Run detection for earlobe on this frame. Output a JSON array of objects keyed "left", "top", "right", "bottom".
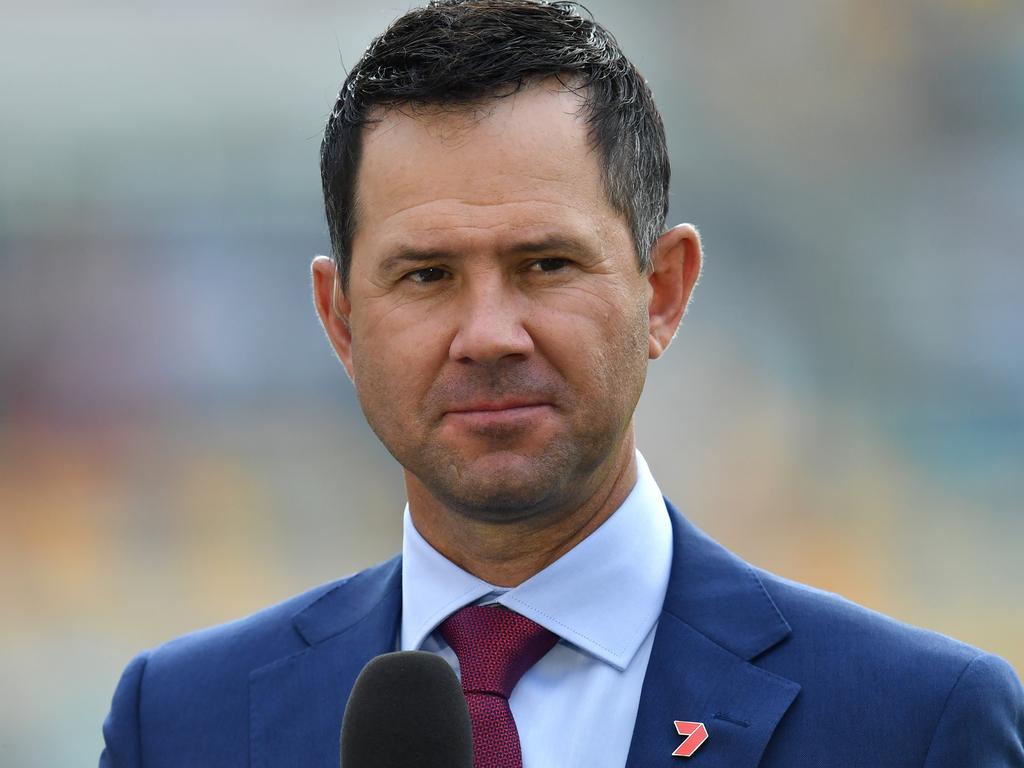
[
  {"left": 311, "top": 255, "right": 356, "bottom": 378},
  {"left": 647, "top": 224, "right": 702, "bottom": 359}
]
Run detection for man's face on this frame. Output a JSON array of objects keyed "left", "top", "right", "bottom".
[{"left": 325, "top": 84, "right": 659, "bottom": 522}]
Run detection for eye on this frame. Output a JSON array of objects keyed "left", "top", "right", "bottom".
[
  {"left": 529, "top": 257, "right": 571, "bottom": 273},
  {"left": 405, "top": 267, "right": 449, "bottom": 284}
]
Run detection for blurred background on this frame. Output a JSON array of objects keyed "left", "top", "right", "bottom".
[{"left": 1, "top": 0, "right": 1022, "bottom": 764}]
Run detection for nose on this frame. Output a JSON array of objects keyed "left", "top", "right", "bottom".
[{"left": 448, "top": 275, "right": 534, "bottom": 364}]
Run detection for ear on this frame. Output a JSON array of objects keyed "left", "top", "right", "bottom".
[
  {"left": 311, "top": 255, "right": 355, "bottom": 379},
  {"left": 647, "top": 223, "right": 703, "bottom": 359}
]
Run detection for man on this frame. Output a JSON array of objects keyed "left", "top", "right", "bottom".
[{"left": 100, "top": 1, "right": 1024, "bottom": 766}]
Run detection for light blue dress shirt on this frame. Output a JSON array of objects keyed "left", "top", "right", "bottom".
[{"left": 400, "top": 451, "right": 673, "bottom": 767}]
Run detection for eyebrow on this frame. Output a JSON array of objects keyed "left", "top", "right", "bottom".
[
  {"left": 377, "top": 234, "right": 593, "bottom": 274},
  {"left": 505, "top": 235, "right": 592, "bottom": 258}
]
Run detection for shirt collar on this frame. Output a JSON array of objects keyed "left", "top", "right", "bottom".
[{"left": 401, "top": 451, "right": 672, "bottom": 671}]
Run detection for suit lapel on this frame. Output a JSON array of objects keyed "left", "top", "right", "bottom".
[
  {"left": 246, "top": 503, "right": 799, "bottom": 767},
  {"left": 626, "top": 505, "right": 801, "bottom": 767},
  {"left": 249, "top": 556, "right": 402, "bottom": 768}
]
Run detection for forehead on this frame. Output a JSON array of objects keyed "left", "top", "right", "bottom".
[{"left": 350, "top": 83, "right": 628, "bottom": 261}]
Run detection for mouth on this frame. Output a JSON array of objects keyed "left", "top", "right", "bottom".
[
  {"left": 445, "top": 398, "right": 551, "bottom": 415},
  {"left": 441, "top": 400, "right": 555, "bottom": 432}
]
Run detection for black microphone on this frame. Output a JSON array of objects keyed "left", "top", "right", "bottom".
[{"left": 340, "top": 650, "right": 473, "bottom": 768}]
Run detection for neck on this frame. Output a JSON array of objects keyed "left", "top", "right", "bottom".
[{"left": 406, "top": 437, "right": 638, "bottom": 587}]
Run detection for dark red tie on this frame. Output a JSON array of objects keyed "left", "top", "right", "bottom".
[{"left": 439, "top": 605, "right": 559, "bottom": 768}]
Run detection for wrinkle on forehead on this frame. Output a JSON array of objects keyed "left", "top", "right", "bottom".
[
  {"left": 359, "top": 84, "right": 594, "bottom": 179},
  {"left": 350, "top": 81, "right": 631, "bottom": 279}
]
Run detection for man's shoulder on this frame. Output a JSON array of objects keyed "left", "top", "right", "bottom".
[
  {"left": 754, "top": 565, "right": 1022, "bottom": 708},
  {"left": 667, "top": 504, "right": 1015, "bottom": 685},
  {"left": 758, "top": 566, "right": 984, "bottom": 664},
  {"left": 101, "top": 558, "right": 403, "bottom": 767},
  {"left": 741, "top": 566, "right": 1024, "bottom": 764},
  {"left": 139, "top": 555, "right": 401, "bottom": 684}
]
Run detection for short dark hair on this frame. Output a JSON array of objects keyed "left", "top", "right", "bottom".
[{"left": 320, "top": 0, "right": 670, "bottom": 287}]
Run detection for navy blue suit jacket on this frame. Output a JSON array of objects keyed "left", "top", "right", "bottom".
[{"left": 100, "top": 503, "right": 1024, "bottom": 766}]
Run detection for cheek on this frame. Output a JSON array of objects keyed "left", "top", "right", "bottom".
[
  {"left": 594, "top": 303, "right": 651, "bottom": 406},
  {"left": 535, "top": 299, "right": 648, "bottom": 389},
  {"left": 349, "top": 314, "right": 447, "bottom": 404}
]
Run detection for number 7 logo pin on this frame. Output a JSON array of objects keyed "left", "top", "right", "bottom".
[{"left": 672, "top": 721, "right": 709, "bottom": 758}]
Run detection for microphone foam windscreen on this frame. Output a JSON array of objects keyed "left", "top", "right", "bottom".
[{"left": 340, "top": 650, "right": 473, "bottom": 768}]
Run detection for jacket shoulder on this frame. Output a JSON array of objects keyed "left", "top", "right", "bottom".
[
  {"left": 758, "top": 568, "right": 989, "bottom": 669},
  {"left": 147, "top": 554, "right": 401, "bottom": 671},
  {"left": 100, "top": 558, "right": 400, "bottom": 768},
  {"left": 753, "top": 569, "right": 1024, "bottom": 766},
  {"left": 149, "top": 576, "right": 345, "bottom": 671}
]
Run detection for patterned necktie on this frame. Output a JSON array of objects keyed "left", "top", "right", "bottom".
[{"left": 439, "top": 605, "right": 559, "bottom": 768}]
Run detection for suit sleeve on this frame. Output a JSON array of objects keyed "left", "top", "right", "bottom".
[
  {"left": 99, "top": 652, "right": 150, "bottom": 768},
  {"left": 922, "top": 652, "right": 1024, "bottom": 767}
]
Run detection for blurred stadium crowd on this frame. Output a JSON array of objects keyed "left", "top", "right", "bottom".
[{"left": 1, "top": 1, "right": 1022, "bottom": 765}]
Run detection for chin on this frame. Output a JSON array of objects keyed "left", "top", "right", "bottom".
[
  {"left": 436, "top": 483, "right": 563, "bottom": 524},
  {"left": 423, "top": 448, "right": 579, "bottom": 523}
]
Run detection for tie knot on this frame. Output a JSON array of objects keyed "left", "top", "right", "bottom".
[{"left": 439, "top": 605, "right": 558, "bottom": 699}]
